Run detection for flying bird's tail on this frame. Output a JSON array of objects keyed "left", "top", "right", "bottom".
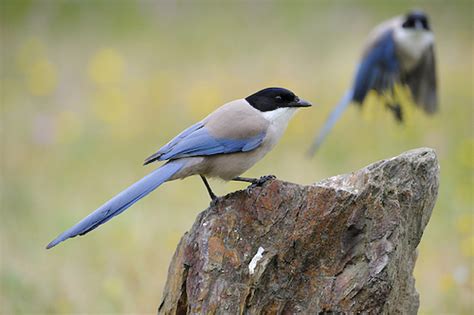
[
  {"left": 46, "top": 160, "right": 184, "bottom": 249},
  {"left": 308, "top": 89, "right": 353, "bottom": 156}
]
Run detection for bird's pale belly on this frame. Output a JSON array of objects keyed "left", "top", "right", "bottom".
[{"left": 203, "top": 149, "right": 269, "bottom": 180}]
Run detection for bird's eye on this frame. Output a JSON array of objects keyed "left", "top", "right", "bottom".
[
  {"left": 275, "top": 96, "right": 282, "bottom": 101},
  {"left": 422, "top": 19, "right": 429, "bottom": 30}
]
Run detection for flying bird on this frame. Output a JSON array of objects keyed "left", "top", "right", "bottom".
[
  {"left": 309, "top": 10, "right": 437, "bottom": 155},
  {"left": 47, "top": 87, "right": 312, "bottom": 249}
]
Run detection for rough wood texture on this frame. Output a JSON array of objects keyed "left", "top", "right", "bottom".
[{"left": 158, "top": 148, "right": 439, "bottom": 314}]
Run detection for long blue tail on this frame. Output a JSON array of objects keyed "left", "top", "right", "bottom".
[
  {"left": 46, "top": 161, "right": 184, "bottom": 249},
  {"left": 308, "top": 89, "right": 353, "bottom": 156}
]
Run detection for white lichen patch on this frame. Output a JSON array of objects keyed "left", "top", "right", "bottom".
[{"left": 249, "top": 246, "right": 265, "bottom": 275}]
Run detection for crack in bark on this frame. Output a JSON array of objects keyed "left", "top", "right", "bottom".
[{"left": 176, "top": 264, "right": 189, "bottom": 315}]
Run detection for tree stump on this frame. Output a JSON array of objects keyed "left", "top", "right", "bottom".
[{"left": 158, "top": 148, "right": 439, "bottom": 314}]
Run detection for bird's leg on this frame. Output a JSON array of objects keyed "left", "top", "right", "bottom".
[
  {"left": 200, "top": 175, "right": 218, "bottom": 202},
  {"left": 385, "top": 88, "right": 403, "bottom": 123},
  {"left": 386, "top": 102, "right": 403, "bottom": 122},
  {"left": 232, "top": 175, "right": 276, "bottom": 186}
]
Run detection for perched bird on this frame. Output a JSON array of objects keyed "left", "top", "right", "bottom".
[
  {"left": 309, "top": 10, "right": 437, "bottom": 155},
  {"left": 47, "top": 87, "right": 312, "bottom": 249}
]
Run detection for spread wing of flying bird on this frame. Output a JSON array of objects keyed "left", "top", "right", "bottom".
[{"left": 309, "top": 11, "right": 438, "bottom": 156}]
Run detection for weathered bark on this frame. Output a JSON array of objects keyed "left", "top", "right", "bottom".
[{"left": 158, "top": 148, "right": 439, "bottom": 314}]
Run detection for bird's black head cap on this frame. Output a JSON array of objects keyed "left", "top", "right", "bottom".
[
  {"left": 245, "top": 87, "right": 311, "bottom": 112},
  {"left": 402, "top": 10, "right": 430, "bottom": 30}
]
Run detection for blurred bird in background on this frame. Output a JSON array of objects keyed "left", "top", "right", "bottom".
[
  {"left": 309, "top": 10, "right": 438, "bottom": 155},
  {"left": 47, "top": 87, "right": 311, "bottom": 249}
]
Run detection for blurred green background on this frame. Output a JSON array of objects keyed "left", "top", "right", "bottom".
[{"left": 1, "top": 0, "right": 472, "bottom": 313}]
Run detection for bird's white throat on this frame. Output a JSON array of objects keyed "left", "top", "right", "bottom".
[
  {"left": 262, "top": 107, "right": 298, "bottom": 128},
  {"left": 394, "top": 27, "right": 434, "bottom": 67}
]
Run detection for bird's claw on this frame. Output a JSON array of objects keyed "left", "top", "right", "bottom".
[{"left": 254, "top": 175, "right": 276, "bottom": 186}]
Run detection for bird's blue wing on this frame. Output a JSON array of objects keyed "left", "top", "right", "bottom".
[
  {"left": 144, "top": 122, "right": 266, "bottom": 163},
  {"left": 156, "top": 122, "right": 204, "bottom": 157},
  {"left": 144, "top": 122, "right": 204, "bottom": 165},
  {"left": 159, "top": 127, "right": 265, "bottom": 160},
  {"left": 352, "top": 30, "right": 400, "bottom": 104}
]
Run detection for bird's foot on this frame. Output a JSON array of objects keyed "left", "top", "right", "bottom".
[
  {"left": 210, "top": 196, "right": 219, "bottom": 207},
  {"left": 386, "top": 103, "right": 403, "bottom": 123},
  {"left": 231, "top": 175, "right": 276, "bottom": 187},
  {"left": 253, "top": 174, "right": 276, "bottom": 186}
]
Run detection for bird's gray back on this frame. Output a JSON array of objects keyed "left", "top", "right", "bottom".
[{"left": 204, "top": 99, "right": 270, "bottom": 139}]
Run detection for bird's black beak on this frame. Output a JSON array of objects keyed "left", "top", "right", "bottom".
[{"left": 290, "top": 98, "right": 312, "bottom": 108}]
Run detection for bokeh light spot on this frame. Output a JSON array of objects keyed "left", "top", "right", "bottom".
[
  {"left": 26, "top": 58, "right": 58, "bottom": 96},
  {"left": 56, "top": 111, "right": 82, "bottom": 144},
  {"left": 91, "top": 87, "right": 130, "bottom": 126},
  {"left": 186, "top": 81, "right": 222, "bottom": 119},
  {"left": 88, "top": 48, "right": 125, "bottom": 87}
]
